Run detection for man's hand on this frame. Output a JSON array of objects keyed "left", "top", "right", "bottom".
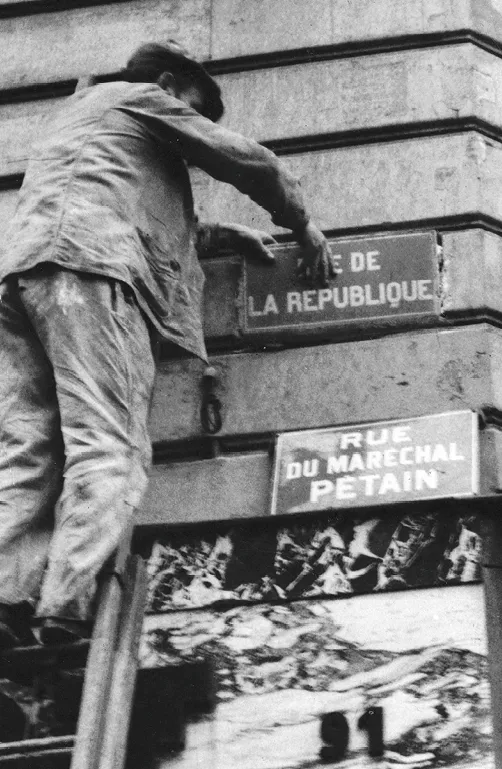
[
  {"left": 217, "top": 223, "right": 277, "bottom": 263},
  {"left": 295, "top": 220, "right": 337, "bottom": 287}
]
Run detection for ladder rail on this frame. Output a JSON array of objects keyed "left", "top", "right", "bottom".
[
  {"left": 70, "top": 527, "right": 138, "bottom": 769},
  {"left": 0, "top": 528, "right": 148, "bottom": 768},
  {"left": 0, "top": 736, "right": 74, "bottom": 757},
  {"left": 69, "top": 567, "right": 124, "bottom": 769},
  {"left": 98, "top": 556, "right": 148, "bottom": 769}
]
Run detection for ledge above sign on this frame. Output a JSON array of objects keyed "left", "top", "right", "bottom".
[
  {"left": 244, "top": 231, "right": 440, "bottom": 339},
  {"left": 271, "top": 411, "right": 479, "bottom": 516}
]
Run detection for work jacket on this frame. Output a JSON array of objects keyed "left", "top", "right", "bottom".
[{"left": 0, "top": 81, "right": 309, "bottom": 360}]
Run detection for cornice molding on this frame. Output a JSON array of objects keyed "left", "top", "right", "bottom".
[
  {"left": 0, "top": 31, "right": 501, "bottom": 105},
  {"left": 206, "top": 30, "right": 502, "bottom": 74},
  {"left": 3, "top": 120, "right": 502, "bottom": 188}
]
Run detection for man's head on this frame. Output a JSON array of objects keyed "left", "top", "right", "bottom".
[{"left": 124, "top": 41, "right": 224, "bottom": 122}]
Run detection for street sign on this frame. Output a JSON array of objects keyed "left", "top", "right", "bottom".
[
  {"left": 271, "top": 411, "right": 479, "bottom": 516},
  {"left": 244, "top": 231, "right": 439, "bottom": 333}
]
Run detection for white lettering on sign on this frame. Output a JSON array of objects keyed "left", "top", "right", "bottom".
[
  {"left": 350, "top": 252, "right": 365, "bottom": 272},
  {"left": 246, "top": 233, "right": 439, "bottom": 332},
  {"left": 253, "top": 280, "right": 435, "bottom": 317},
  {"left": 331, "top": 254, "right": 344, "bottom": 274},
  {"left": 326, "top": 443, "right": 464, "bottom": 474},
  {"left": 303, "top": 291, "right": 318, "bottom": 311},
  {"left": 350, "top": 250, "right": 381, "bottom": 272},
  {"left": 282, "top": 280, "right": 434, "bottom": 314},
  {"left": 304, "top": 440, "right": 462, "bottom": 490},
  {"left": 308, "top": 439, "right": 464, "bottom": 504},
  {"left": 286, "top": 459, "right": 320, "bottom": 479},
  {"left": 248, "top": 294, "right": 279, "bottom": 316},
  {"left": 310, "top": 468, "right": 439, "bottom": 503},
  {"left": 287, "top": 293, "right": 302, "bottom": 313},
  {"left": 272, "top": 411, "right": 478, "bottom": 515},
  {"left": 340, "top": 426, "right": 412, "bottom": 449}
]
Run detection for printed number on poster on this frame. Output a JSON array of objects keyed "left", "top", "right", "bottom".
[{"left": 320, "top": 707, "right": 384, "bottom": 762}]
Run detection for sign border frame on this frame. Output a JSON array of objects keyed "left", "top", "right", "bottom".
[
  {"left": 270, "top": 410, "right": 480, "bottom": 516},
  {"left": 244, "top": 230, "right": 440, "bottom": 335}
]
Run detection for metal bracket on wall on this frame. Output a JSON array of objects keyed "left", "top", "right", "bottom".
[{"left": 200, "top": 366, "right": 223, "bottom": 435}]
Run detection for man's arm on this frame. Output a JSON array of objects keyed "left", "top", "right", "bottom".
[
  {"left": 196, "top": 222, "right": 277, "bottom": 263},
  {"left": 197, "top": 221, "right": 336, "bottom": 287},
  {"left": 122, "top": 85, "right": 336, "bottom": 284},
  {"left": 294, "top": 221, "right": 337, "bottom": 286}
]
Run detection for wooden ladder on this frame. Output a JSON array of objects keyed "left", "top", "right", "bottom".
[{"left": 0, "top": 533, "right": 149, "bottom": 769}]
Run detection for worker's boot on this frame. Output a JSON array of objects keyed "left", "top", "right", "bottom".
[
  {"left": 39, "top": 618, "right": 91, "bottom": 645},
  {"left": 0, "top": 603, "right": 37, "bottom": 648}
]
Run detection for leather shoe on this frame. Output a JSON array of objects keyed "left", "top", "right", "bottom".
[
  {"left": 39, "top": 618, "right": 91, "bottom": 645},
  {"left": 0, "top": 603, "right": 37, "bottom": 649}
]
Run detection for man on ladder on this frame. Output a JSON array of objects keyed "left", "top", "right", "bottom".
[{"left": 0, "top": 40, "right": 335, "bottom": 647}]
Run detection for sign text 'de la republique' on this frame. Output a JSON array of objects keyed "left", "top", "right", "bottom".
[
  {"left": 271, "top": 411, "right": 479, "bottom": 516},
  {"left": 245, "top": 231, "right": 438, "bottom": 331}
]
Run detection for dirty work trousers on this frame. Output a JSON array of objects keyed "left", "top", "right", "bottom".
[{"left": 0, "top": 266, "right": 156, "bottom": 620}]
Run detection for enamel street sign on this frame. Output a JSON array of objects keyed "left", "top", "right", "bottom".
[
  {"left": 245, "top": 231, "right": 438, "bottom": 333},
  {"left": 271, "top": 411, "right": 479, "bottom": 515}
]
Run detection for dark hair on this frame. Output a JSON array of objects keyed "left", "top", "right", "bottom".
[{"left": 118, "top": 42, "right": 224, "bottom": 122}]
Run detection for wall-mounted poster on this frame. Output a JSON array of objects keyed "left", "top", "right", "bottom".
[
  {"left": 140, "top": 510, "right": 490, "bottom": 767},
  {"left": 271, "top": 411, "right": 479, "bottom": 516},
  {"left": 146, "top": 509, "right": 481, "bottom": 612},
  {"left": 141, "top": 584, "right": 492, "bottom": 769}
]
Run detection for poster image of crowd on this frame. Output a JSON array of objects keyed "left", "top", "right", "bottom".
[{"left": 146, "top": 509, "right": 481, "bottom": 611}]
